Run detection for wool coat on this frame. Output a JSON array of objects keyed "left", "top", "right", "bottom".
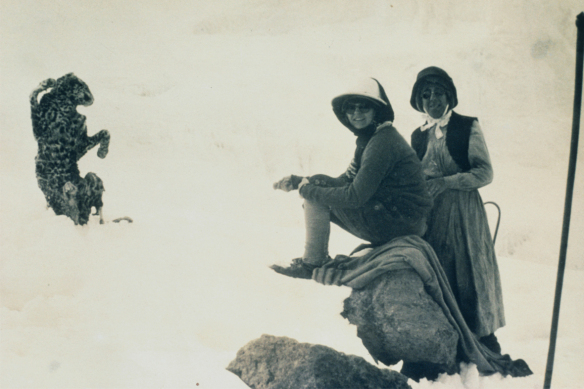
[{"left": 299, "top": 120, "right": 433, "bottom": 245}]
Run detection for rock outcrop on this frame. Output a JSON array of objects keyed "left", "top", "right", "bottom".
[
  {"left": 227, "top": 334, "right": 411, "bottom": 389},
  {"left": 341, "top": 269, "right": 459, "bottom": 379}
]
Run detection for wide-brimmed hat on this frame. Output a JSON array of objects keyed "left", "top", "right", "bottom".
[
  {"left": 332, "top": 78, "right": 394, "bottom": 131},
  {"left": 410, "top": 66, "right": 458, "bottom": 112}
]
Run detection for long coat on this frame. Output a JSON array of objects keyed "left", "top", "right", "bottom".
[{"left": 412, "top": 113, "right": 505, "bottom": 337}]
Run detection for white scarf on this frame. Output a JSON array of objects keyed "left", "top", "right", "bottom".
[{"left": 420, "top": 106, "right": 451, "bottom": 139}]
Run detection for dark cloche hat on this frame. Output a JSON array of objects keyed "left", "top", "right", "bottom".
[{"left": 410, "top": 66, "right": 458, "bottom": 112}]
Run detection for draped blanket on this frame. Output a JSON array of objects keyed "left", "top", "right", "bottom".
[{"left": 312, "top": 235, "right": 532, "bottom": 378}]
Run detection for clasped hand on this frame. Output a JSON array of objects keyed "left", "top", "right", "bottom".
[{"left": 426, "top": 177, "right": 447, "bottom": 198}]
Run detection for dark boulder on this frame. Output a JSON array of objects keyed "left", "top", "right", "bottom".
[
  {"left": 341, "top": 269, "right": 459, "bottom": 380},
  {"left": 227, "top": 334, "right": 411, "bottom": 389}
]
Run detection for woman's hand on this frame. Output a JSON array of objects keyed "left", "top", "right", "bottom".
[
  {"left": 298, "top": 177, "right": 310, "bottom": 192},
  {"left": 273, "top": 175, "right": 303, "bottom": 192},
  {"left": 426, "top": 177, "right": 447, "bottom": 198}
]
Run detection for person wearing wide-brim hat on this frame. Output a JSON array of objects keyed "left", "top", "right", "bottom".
[
  {"left": 271, "top": 78, "right": 432, "bottom": 279},
  {"left": 409, "top": 66, "right": 505, "bottom": 354}
]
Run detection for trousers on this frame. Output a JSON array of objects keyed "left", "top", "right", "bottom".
[{"left": 303, "top": 199, "right": 427, "bottom": 266}]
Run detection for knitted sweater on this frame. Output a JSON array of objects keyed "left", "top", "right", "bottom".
[{"left": 299, "top": 124, "right": 432, "bottom": 220}]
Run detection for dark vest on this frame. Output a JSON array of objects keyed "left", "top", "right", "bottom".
[{"left": 410, "top": 111, "right": 476, "bottom": 172}]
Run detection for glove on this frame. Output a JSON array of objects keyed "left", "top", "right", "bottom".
[{"left": 273, "top": 175, "right": 303, "bottom": 192}]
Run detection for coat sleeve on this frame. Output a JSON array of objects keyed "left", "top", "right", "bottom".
[
  {"left": 308, "top": 173, "right": 351, "bottom": 188},
  {"left": 299, "top": 128, "right": 398, "bottom": 208},
  {"left": 308, "top": 158, "right": 357, "bottom": 187},
  {"left": 443, "top": 120, "right": 493, "bottom": 190}
]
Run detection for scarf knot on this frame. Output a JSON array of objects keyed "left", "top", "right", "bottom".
[{"left": 421, "top": 108, "right": 451, "bottom": 139}]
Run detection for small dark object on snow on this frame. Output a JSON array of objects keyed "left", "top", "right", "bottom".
[
  {"left": 227, "top": 334, "right": 411, "bottom": 389},
  {"left": 112, "top": 217, "right": 133, "bottom": 223}
]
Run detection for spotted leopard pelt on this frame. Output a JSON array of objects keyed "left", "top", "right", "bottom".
[{"left": 30, "top": 73, "right": 110, "bottom": 225}]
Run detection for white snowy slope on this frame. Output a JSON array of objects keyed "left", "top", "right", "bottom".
[{"left": 1, "top": 1, "right": 583, "bottom": 388}]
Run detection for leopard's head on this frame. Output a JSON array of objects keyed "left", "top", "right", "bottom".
[{"left": 55, "top": 73, "right": 94, "bottom": 107}]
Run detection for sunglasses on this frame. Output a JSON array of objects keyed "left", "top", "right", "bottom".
[
  {"left": 421, "top": 88, "right": 446, "bottom": 100},
  {"left": 343, "top": 101, "right": 374, "bottom": 114}
]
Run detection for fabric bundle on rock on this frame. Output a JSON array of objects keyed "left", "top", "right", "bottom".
[{"left": 312, "top": 235, "right": 532, "bottom": 378}]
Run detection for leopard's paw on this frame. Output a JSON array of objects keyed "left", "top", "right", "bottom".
[{"left": 97, "top": 144, "right": 109, "bottom": 158}]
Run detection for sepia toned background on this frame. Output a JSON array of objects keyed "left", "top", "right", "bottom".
[{"left": 1, "top": 1, "right": 583, "bottom": 388}]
